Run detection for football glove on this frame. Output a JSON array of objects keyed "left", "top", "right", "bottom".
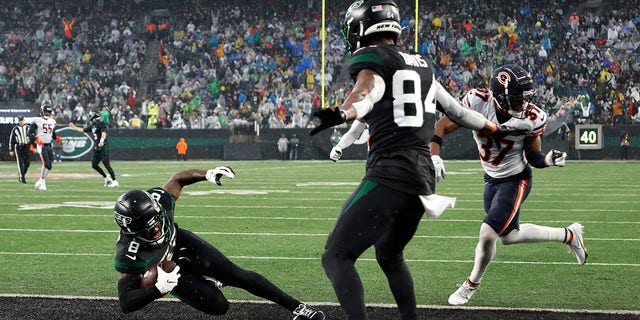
[
  {"left": 431, "top": 155, "right": 446, "bottom": 182},
  {"left": 544, "top": 149, "right": 567, "bottom": 167},
  {"left": 155, "top": 264, "right": 180, "bottom": 294},
  {"left": 329, "top": 146, "right": 343, "bottom": 162},
  {"left": 35, "top": 138, "right": 44, "bottom": 146},
  {"left": 206, "top": 166, "right": 235, "bottom": 186},
  {"left": 310, "top": 108, "right": 345, "bottom": 136}
]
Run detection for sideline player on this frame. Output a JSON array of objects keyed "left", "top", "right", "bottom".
[
  {"left": 114, "top": 167, "right": 324, "bottom": 320},
  {"left": 429, "top": 64, "right": 587, "bottom": 306},
  {"left": 69, "top": 112, "right": 119, "bottom": 187},
  {"left": 29, "top": 104, "right": 60, "bottom": 191}
]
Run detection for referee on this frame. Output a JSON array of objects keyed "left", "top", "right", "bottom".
[{"left": 8, "top": 116, "right": 32, "bottom": 183}]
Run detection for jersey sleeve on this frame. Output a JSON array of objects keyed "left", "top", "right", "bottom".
[
  {"left": 499, "top": 104, "right": 548, "bottom": 136},
  {"left": 348, "top": 47, "right": 385, "bottom": 80}
]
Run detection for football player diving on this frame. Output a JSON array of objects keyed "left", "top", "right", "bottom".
[
  {"left": 429, "top": 64, "right": 588, "bottom": 306},
  {"left": 114, "top": 167, "right": 324, "bottom": 320}
]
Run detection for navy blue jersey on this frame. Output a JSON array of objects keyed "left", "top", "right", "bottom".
[
  {"left": 349, "top": 45, "right": 437, "bottom": 195},
  {"left": 114, "top": 187, "right": 176, "bottom": 274}
]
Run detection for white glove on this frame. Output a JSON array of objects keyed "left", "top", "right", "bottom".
[
  {"left": 544, "top": 150, "right": 567, "bottom": 167},
  {"left": 206, "top": 166, "right": 235, "bottom": 186},
  {"left": 431, "top": 155, "right": 446, "bottom": 182},
  {"left": 329, "top": 146, "right": 343, "bottom": 162},
  {"left": 155, "top": 265, "right": 180, "bottom": 294}
]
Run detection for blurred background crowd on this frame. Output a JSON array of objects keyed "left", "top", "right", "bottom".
[{"left": 1, "top": 0, "right": 639, "bottom": 131}]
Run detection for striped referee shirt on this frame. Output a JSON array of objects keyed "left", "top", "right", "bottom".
[{"left": 9, "top": 124, "right": 30, "bottom": 150}]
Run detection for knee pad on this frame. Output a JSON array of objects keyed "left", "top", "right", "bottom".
[{"left": 375, "top": 251, "right": 404, "bottom": 271}]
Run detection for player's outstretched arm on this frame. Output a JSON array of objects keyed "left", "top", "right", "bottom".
[
  {"left": 311, "top": 69, "right": 383, "bottom": 136},
  {"left": 433, "top": 81, "right": 496, "bottom": 133},
  {"left": 163, "top": 167, "right": 235, "bottom": 200},
  {"left": 429, "top": 116, "right": 462, "bottom": 182},
  {"left": 331, "top": 120, "right": 366, "bottom": 161}
]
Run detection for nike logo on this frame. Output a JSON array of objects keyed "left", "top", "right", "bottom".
[{"left": 125, "top": 254, "right": 137, "bottom": 261}]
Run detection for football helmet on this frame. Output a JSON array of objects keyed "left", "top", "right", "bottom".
[
  {"left": 489, "top": 65, "right": 535, "bottom": 119},
  {"left": 41, "top": 103, "right": 54, "bottom": 118},
  {"left": 114, "top": 190, "right": 173, "bottom": 248},
  {"left": 88, "top": 111, "right": 100, "bottom": 122},
  {"left": 342, "top": 0, "right": 402, "bottom": 55}
]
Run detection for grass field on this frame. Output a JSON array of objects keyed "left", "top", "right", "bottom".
[{"left": 0, "top": 159, "right": 638, "bottom": 314}]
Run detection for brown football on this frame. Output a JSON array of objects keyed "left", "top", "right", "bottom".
[{"left": 140, "top": 260, "right": 177, "bottom": 288}]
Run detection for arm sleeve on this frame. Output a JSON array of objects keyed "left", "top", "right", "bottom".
[
  {"left": 337, "top": 121, "right": 367, "bottom": 150},
  {"left": 117, "top": 276, "right": 163, "bottom": 313},
  {"left": 433, "top": 80, "right": 487, "bottom": 131}
]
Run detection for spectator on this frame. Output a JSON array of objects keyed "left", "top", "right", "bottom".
[
  {"left": 176, "top": 137, "right": 188, "bottom": 161},
  {"left": 288, "top": 133, "right": 299, "bottom": 160},
  {"left": 621, "top": 130, "right": 631, "bottom": 160},
  {"left": 277, "top": 133, "right": 288, "bottom": 160}
]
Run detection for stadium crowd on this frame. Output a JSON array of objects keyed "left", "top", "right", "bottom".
[{"left": 1, "top": 0, "right": 639, "bottom": 130}]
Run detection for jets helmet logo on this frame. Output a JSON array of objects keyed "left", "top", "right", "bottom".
[{"left": 115, "top": 212, "right": 132, "bottom": 228}]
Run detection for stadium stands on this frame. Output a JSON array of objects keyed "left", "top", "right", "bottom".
[{"left": 1, "top": 0, "right": 639, "bottom": 131}]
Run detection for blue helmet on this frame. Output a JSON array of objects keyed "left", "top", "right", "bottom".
[{"left": 489, "top": 65, "right": 535, "bottom": 118}]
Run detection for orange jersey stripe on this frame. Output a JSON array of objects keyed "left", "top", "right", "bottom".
[{"left": 498, "top": 179, "right": 529, "bottom": 235}]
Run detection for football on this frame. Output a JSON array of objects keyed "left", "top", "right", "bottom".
[{"left": 140, "top": 260, "right": 177, "bottom": 289}]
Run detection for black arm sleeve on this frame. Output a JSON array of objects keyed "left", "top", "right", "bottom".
[
  {"left": 27, "top": 123, "right": 36, "bottom": 139},
  {"left": 117, "top": 276, "right": 164, "bottom": 313}
]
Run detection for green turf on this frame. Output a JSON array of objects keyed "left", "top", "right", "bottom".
[{"left": 0, "top": 159, "right": 638, "bottom": 311}]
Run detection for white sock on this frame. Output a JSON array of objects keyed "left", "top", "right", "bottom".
[
  {"left": 500, "top": 223, "right": 568, "bottom": 244},
  {"left": 469, "top": 223, "right": 498, "bottom": 284}
]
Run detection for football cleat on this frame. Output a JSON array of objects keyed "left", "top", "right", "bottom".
[
  {"left": 448, "top": 278, "right": 479, "bottom": 306},
  {"left": 104, "top": 177, "right": 113, "bottom": 187},
  {"left": 35, "top": 179, "right": 47, "bottom": 191},
  {"left": 107, "top": 180, "right": 119, "bottom": 188},
  {"left": 204, "top": 276, "right": 224, "bottom": 289},
  {"left": 293, "top": 304, "right": 325, "bottom": 320},
  {"left": 566, "top": 223, "right": 588, "bottom": 265}
]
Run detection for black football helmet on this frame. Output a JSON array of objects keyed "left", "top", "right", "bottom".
[
  {"left": 342, "top": 0, "right": 402, "bottom": 55},
  {"left": 41, "top": 103, "right": 54, "bottom": 118},
  {"left": 88, "top": 111, "right": 100, "bottom": 122},
  {"left": 489, "top": 65, "right": 535, "bottom": 119},
  {"left": 114, "top": 190, "right": 173, "bottom": 248}
]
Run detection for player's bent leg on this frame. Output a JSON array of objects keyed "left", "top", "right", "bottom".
[
  {"left": 449, "top": 223, "right": 498, "bottom": 305},
  {"left": 374, "top": 195, "right": 423, "bottom": 320},
  {"left": 500, "top": 223, "right": 569, "bottom": 245},
  {"left": 171, "top": 271, "right": 230, "bottom": 315}
]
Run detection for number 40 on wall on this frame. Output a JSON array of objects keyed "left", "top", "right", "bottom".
[{"left": 575, "top": 124, "right": 603, "bottom": 150}]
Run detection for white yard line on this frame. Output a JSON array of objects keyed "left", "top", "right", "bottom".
[
  {"left": 0, "top": 251, "right": 638, "bottom": 267},
  {"left": 0, "top": 293, "right": 638, "bottom": 315}
]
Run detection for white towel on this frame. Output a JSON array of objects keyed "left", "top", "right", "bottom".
[{"left": 419, "top": 194, "right": 456, "bottom": 219}]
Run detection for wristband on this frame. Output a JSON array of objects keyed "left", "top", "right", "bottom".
[
  {"left": 528, "top": 152, "right": 547, "bottom": 168},
  {"left": 430, "top": 135, "right": 443, "bottom": 147},
  {"left": 339, "top": 109, "right": 347, "bottom": 122},
  {"left": 99, "top": 138, "right": 105, "bottom": 144}
]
